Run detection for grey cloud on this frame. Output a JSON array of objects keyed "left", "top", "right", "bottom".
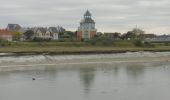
[{"left": 0, "top": 0, "right": 170, "bottom": 34}]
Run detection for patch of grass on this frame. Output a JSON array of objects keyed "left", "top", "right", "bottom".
[{"left": 0, "top": 41, "right": 170, "bottom": 54}]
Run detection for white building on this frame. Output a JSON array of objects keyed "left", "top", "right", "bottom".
[{"left": 31, "top": 27, "right": 59, "bottom": 40}]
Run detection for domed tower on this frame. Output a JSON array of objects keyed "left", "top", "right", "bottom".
[{"left": 77, "top": 10, "right": 97, "bottom": 41}]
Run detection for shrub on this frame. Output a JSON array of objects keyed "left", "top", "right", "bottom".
[
  {"left": 33, "top": 38, "right": 51, "bottom": 42},
  {"left": 133, "top": 40, "right": 154, "bottom": 47},
  {"left": 0, "top": 40, "right": 11, "bottom": 47},
  {"left": 88, "top": 38, "right": 97, "bottom": 46},
  {"left": 133, "top": 40, "right": 143, "bottom": 47},
  {"left": 144, "top": 41, "right": 155, "bottom": 47},
  {"left": 87, "top": 36, "right": 114, "bottom": 46},
  {"left": 164, "top": 42, "right": 170, "bottom": 46}
]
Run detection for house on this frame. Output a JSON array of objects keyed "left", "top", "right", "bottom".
[
  {"left": 77, "top": 10, "right": 97, "bottom": 41},
  {"left": 30, "top": 27, "right": 59, "bottom": 40},
  {"left": 7, "top": 24, "right": 21, "bottom": 32},
  {"left": 32, "top": 27, "right": 50, "bottom": 40},
  {"left": 0, "top": 29, "right": 13, "bottom": 41},
  {"left": 48, "top": 27, "right": 59, "bottom": 40}
]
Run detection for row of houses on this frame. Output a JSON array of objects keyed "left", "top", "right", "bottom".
[
  {"left": 1, "top": 10, "right": 98, "bottom": 41},
  {"left": 1, "top": 26, "right": 170, "bottom": 42},
  {"left": 0, "top": 24, "right": 65, "bottom": 41}
]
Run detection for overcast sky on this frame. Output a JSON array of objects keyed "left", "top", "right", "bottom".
[{"left": 0, "top": 0, "right": 170, "bottom": 34}]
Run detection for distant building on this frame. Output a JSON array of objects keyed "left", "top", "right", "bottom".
[
  {"left": 31, "top": 27, "right": 59, "bottom": 40},
  {"left": 48, "top": 27, "right": 59, "bottom": 40},
  {"left": 77, "top": 10, "right": 97, "bottom": 41},
  {"left": 0, "top": 29, "right": 13, "bottom": 41},
  {"left": 7, "top": 24, "right": 21, "bottom": 32},
  {"left": 33, "top": 27, "right": 50, "bottom": 39},
  {"left": 145, "top": 35, "right": 170, "bottom": 42}
]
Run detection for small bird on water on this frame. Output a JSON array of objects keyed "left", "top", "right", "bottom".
[{"left": 32, "top": 78, "right": 36, "bottom": 80}]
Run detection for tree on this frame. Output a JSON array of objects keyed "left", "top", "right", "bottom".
[
  {"left": 132, "top": 28, "right": 145, "bottom": 39},
  {"left": 60, "top": 31, "right": 76, "bottom": 38},
  {"left": 113, "top": 32, "right": 121, "bottom": 40},
  {"left": 13, "top": 32, "right": 22, "bottom": 41},
  {"left": 125, "top": 28, "right": 145, "bottom": 40},
  {"left": 66, "top": 31, "right": 75, "bottom": 37},
  {"left": 132, "top": 28, "right": 145, "bottom": 35},
  {"left": 121, "top": 33, "right": 127, "bottom": 40},
  {"left": 23, "top": 30, "right": 34, "bottom": 40},
  {"left": 126, "top": 31, "right": 136, "bottom": 39},
  {"left": 104, "top": 32, "right": 121, "bottom": 40},
  {"left": 89, "top": 35, "right": 114, "bottom": 46}
]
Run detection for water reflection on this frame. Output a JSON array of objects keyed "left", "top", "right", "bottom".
[
  {"left": 1, "top": 61, "right": 170, "bottom": 100},
  {"left": 126, "top": 64, "right": 145, "bottom": 84},
  {"left": 112, "top": 65, "right": 119, "bottom": 75},
  {"left": 79, "top": 67, "right": 95, "bottom": 94}
]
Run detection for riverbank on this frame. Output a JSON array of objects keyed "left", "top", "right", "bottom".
[
  {"left": 0, "top": 52, "right": 170, "bottom": 72},
  {"left": 0, "top": 46, "right": 170, "bottom": 56},
  {"left": 0, "top": 41, "right": 170, "bottom": 56}
]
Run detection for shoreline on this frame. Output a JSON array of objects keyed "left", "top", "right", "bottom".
[
  {"left": 0, "top": 49, "right": 170, "bottom": 57},
  {"left": 0, "top": 56, "right": 170, "bottom": 72},
  {"left": 0, "top": 51, "right": 170, "bottom": 72}
]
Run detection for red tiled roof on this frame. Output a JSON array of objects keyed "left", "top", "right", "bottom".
[{"left": 0, "top": 29, "right": 13, "bottom": 36}]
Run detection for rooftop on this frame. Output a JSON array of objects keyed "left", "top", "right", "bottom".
[
  {"left": 84, "top": 10, "right": 91, "bottom": 16},
  {"left": 0, "top": 29, "right": 13, "bottom": 35}
]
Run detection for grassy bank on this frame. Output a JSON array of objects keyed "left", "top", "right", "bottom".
[{"left": 0, "top": 41, "right": 170, "bottom": 55}]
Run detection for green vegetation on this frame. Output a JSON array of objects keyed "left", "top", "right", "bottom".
[
  {"left": 133, "top": 40, "right": 154, "bottom": 47},
  {"left": 0, "top": 41, "right": 169, "bottom": 55},
  {"left": 0, "top": 28, "right": 169, "bottom": 55},
  {"left": 0, "top": 40, "right": 11, "bottom": 47},
  {"left": 23, "top": 30, "right": 34, "bottom": 40},
  {"left": 12, "top": 31, "right": 22, "bottom": 41},
  {"left": 88, "top": 35, "right": 114, "bottom": 46}
]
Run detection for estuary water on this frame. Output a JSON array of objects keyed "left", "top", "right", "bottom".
[{"left": 0, "top": 52, "right": 170, "bottom": 100}]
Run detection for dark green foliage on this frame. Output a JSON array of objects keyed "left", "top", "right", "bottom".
[
  {"left": 65, "top": 31, "right": 76, "bottom": 38},
  {"left": 61, "top": 35, "right": 70, "bottom": 38},
  {"left": 23, "top": 30, "right": 34, "bottom": 40},
  {"left": 104, "top": 32, "right": 121, "bottom": 40},
  {"left": 88, "top": 36, "right": 114, "bottom": 46},
  {"left": 33, "top": 37, "right": 51, "bottom": 42},
  {"left": 13, "top": 32, "right": 22, "bottom": 41},
  {"left": 133, "top": 40, "right": 143, "bottom": 47},
  {"left": 81, "top": 38, "right": 84, "bottom": 42},
  {"left": 123, "top": 28, "right": 145, "bottom": 40},
  {"left": 88, "top": 38, "right": 96, "bottom": 45},
  {"left": 0, "top": 39, "right": 11, "bottom": 47},
  {"left": 143, "top": 41, "right": 155, "bottom": 47},
  {"left": 133, "top": 40, "right": 154, "bottom": 47},
  {"left": 59, "top": 31, "right": 76, "bottom": 39},
  {"left": 126, "top": 31, "right": 136, "bottom": 39},
  {"left": 164, "top": 42, "right": 170, "bottom": 46},
  {"left": 58, "top": 32, "right": 64, "bottom": 38}
]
